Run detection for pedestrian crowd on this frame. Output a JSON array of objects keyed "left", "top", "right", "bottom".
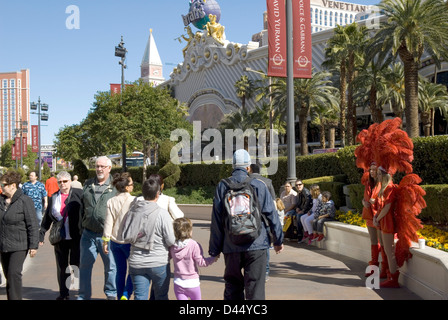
[{"left": 0, "top": 140, "right": 414, "bottom": 300}]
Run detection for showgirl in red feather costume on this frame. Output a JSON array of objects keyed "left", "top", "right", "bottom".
[{"left": 355, "top": 118, "right": 426, "bottom": 288}]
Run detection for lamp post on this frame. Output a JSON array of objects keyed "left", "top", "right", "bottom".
[
  {"left": 13, "top": 119, "right": 28, "bottom": 168},
  {"left": 30, "top": 97, "right": 49, "bottom": 180},
  {"left": 286, "top": 0, "right": 297, "bottom": 183},
  {"left": 115, "top": 36, "right": 127, "bottom": 172}
]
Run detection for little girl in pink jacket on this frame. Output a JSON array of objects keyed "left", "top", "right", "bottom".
[{"left": 170, "top": 218, "right": 219, "bottom": 300}]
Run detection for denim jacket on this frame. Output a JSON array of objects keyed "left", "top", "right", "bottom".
[{"left": 208, "top": 168, "right": 283, "bottom": 256}]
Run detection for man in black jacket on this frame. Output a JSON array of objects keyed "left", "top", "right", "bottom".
[{"left": 294, "top": 179, "right": 312, "bottom": 242}]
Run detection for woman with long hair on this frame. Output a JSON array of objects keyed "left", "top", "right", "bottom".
[
  {"left": 373, "top": 166, "right": 399, "bottom": 288},
  {"left": 102, "top": 172, "right": 135, "bottom": 300}
]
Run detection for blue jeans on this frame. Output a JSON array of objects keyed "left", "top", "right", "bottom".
[
  {"left": 35, "top": 208, "right": 43, "bottom": 227},
  {"left": 110, "top": 241, "right": 133, "bottom": 299},
  {"left": 130, "top": 264, "right": 170, "bottom": 300},
  {"left": 78, "top": 229, "right": 117, "bottom": 300}
]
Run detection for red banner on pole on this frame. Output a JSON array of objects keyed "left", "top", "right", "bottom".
[
  {"left": 110, "top": 84, "right": 133, "bottom": 96},
  {"left": 22, "top": 137, "right": 27, "bottom": 157},
  {"left": 15, "top": 137, "right": 20, "bottom": 157},
  {"left": 12, "top": 142, "right": 16, "bottom": 160},
  {"left": 267, "top": 0, "right": 287, "bottom": 77},
  {"left": 110, "top": 84, "right": 121, "bottom": 96},
  {"left": 32, "top": 125, "right": 39, "bottom": 152},
  {"left": 292, "top": 0, "right": 312, "bottom": 78}
]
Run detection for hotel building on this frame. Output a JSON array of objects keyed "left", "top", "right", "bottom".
[
  {"left": 158, "top": 1, "right": 447, "bottom": 142},
  {"left": 0, "top": 69, "right": 30, "bottom": 146}
]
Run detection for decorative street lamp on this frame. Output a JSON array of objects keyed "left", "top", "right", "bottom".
[
  {"left": 285, "top": 0, "right": 297, "bottom": 183},
  {"left": 30, "top": 97, "right": 49, "bottom": 180},
  {"left": 115, "top": 35, "right": 128, "bottom": 172}
]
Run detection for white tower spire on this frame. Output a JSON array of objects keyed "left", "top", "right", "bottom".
[{"left": 140, "top": 29, "right": 165, "bottom": 86}]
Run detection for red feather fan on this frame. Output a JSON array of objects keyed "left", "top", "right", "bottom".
[
  {"left": 393, "top": 174, "right": 426, "bottom": 267},
  {"left": 355, "top": 118, "right": 425, "bottom": 268}
]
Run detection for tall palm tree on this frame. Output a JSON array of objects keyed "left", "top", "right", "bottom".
[
  {"left": 382, "top": 62, "right": 406, "bottom": 120},
  {"left": 373, "top": 0, "right": 448, "bottom": 138},
  {"left": 418, "top": 77, "right": 448, "bottom": 136},
  {"left": 345, "top": 23, "right": 368, "bottom": 145},
  {"left": 234, "top": 75, "right": 255, "bottom": 111},
  {"left": 311, "top": 98, "right": 340, "bottom": 149},
  {"left": 270, "top": 70, "right": 338, "bottom": 155},
  {"left": 323, "top": 23, "right": 368, "bottom": 146}
]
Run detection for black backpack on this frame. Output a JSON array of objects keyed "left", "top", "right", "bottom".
[{"left": 221, "top": 176, "right": 262, "bottom": 245}]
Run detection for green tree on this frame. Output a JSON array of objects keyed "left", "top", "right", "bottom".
[
  {"left": 234, "top": 75, "right": 255, "bottom": 111},
  {"left": 53, "top": 124, "right": 82, "bottom": 163},
  {"left": 373, "top": 0, "right": 448, "bottom": 138},
  {"left": 270, "top": 70, "right": 338, "bottom": 155},
  {"left": 324, "top": 23, "right": 368, "bottom": 146},
  {"left": 418, "top": 77, "right": 448, "bottom": 137},
  {"left": 0, "top": 140, "right": 38, "bottom": 170}
]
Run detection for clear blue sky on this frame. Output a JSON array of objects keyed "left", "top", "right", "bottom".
[{"left": 0, "top": 0, "right": 378, "bottom": 146}]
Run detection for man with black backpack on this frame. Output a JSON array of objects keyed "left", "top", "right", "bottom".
[{"left": 209, "top": 149, "right": 284, "bottom": 300}]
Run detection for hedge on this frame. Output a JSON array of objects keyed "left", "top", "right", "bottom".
[
  {"left": 346, "top": 183, "right": 448, "bottom": 224},
  {"left": 68, "top": 136, "right": 447, "bottom": 222}
]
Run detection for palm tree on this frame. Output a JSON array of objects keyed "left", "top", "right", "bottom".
[
  {"left": 270, "top": 70, "right": 338, "bottom": 155},
  {"left": 383, "top": 62, "right": 406, "bottom": 120},
  {"left": 311, "top": 98, "right": 340, "bottom": 149},
  {"left": 234, "top": 75, "right": 255, "bottom": 111},
  {"left": 373, "top": 0, "right": 448, "bottom": 138},
  {"left": 323, "top": 23, "right": 368, "bottom": 146},
  {"left": 418, "top": 77, "right": 448, "bottom": 137}
]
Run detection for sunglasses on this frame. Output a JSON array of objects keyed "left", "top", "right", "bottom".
[
  {"left": 0, "top": 182, "right": 12, "bottom": 188},
  {"left": 295, "top": 183, "right": 303, "bottom": 186},
  {"left": 58, "top": 180, "right": 70, "bottom": 184}
]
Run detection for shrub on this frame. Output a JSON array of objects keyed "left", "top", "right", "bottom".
[
  {"left": 72, "top": 159, "right": 89, "bottom": 183},
  {"left": 158, "top": 139, "right": 181, "bottom": 188},
  {"left": 412, "top": 136, "right": 448, "bottom": 184},
  {"left": 346, "top": 184, "right": 365, "bottom": 213},
  {"left": 420, "top": 184, "right": 448, "bottom": 224}
]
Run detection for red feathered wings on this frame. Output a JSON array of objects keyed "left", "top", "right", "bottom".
[
  {"left": 355, "top": 118, "right": 426, "bottom": 267},
  {"left": 394, "top": 174, "right": 426, "bottom": 267}
]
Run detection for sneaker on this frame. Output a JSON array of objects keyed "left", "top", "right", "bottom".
[
  {"left": 106, "top": 296, "right": 117, "bottom": 300},
  {"left": 120, "top": 295, "right": 128, "bottom": 300},
  {"left": 56, "top": 295, "right": 69, "bottom": 300},
  {"left": 317, "top": 234, "right": 325, "bottom": 241}
]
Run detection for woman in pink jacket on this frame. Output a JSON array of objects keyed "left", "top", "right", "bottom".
[{"left": 170, "top": 218, "right": 218, "bottom": 300}]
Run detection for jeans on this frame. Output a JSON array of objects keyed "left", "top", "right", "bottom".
[
  {"left": 110, "top": 241, "right": 133, "bottom": 299},
  {"left": 78, "top": 229, "right": 117, "bottom": 300},
  {"left": 35, "top": 207, "right": 43, "bottom": 227},
  {"left": 130, "top": 264, "right": 170, "bottom": 300}
]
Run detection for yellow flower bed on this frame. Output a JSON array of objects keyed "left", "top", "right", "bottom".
[{"left": 335, "top": 210, "right": 448, "bottom": 252}]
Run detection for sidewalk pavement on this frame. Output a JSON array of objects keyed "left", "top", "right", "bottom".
[{"left": 0, "top": 220, "right": 421, "bottom": 300}]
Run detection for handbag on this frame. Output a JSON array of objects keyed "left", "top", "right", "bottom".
[
  {"left": 49, "top": 219, "right": 65, "bottom": 245},
  {"left": 49, "top": 207, "right": 68, "bottom": 246}
]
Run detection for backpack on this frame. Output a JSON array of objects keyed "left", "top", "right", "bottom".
[{"left": 221, "top": 176, "right": 262, "bottom": 245}]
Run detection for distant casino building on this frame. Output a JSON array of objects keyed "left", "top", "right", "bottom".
[
  {"left": 0, "top": 69, "right": 30, "bottom": 146},
  {"left": 156, "top": 1, "right": 447, "bottom": 138}
]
